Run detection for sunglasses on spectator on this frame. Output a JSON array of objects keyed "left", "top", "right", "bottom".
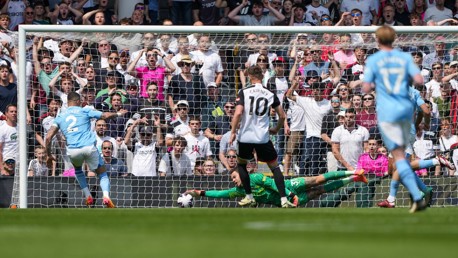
[
  {"left": 146, "top": 54, "right": 157, "bottom": 58},
  {"left": 351, "top": 13, "right": 361, "bottom": 17},
  {"left": 363, "top": 97, "right": 374, "bottom": 101},
  {"left": 339, "top": 88, "right": 348, "bottom": 91},
  {"left": 26, "top": 12, "right": 34, "bottom": 15},
  {"left": 432, "top": 66, "right": 442, "bottom": 70},
  {"left": 109, "top": 57, "right": 119, "bottom": 60},
  {"left": 77, "top": 63, "right": 86, "bottom": 67},
  {"left": 247, "top": 38, "right": 257, "bottom": 42},
  {"left": 99, "top": 43, "right": 109, "bottom": 47},
  {"left": 257, "top": 58, "right": 267, "bottom": 63},
  {"left": 321, "top": 17, "right": 330, "bottom": 22},
  {"left": 102, "top": 147, "right": 112, "bottom": 150},
  {"left": 224, "top": 105, "right": 235, "bottom": 109},
  {"left": 180, "top": 63, "right": 192, "bottom": 67},
  {"left": 226, "top": 155, "right": 237, "bottom": 159},
  {"left": 140, "top": 133, "right": 152, "bottom": 137},
  {"left": 311, "top": 50, "right": 320, "bottom": 54},
  {"left": 331, "top": 99, "right": 340, "bottom": 103}
]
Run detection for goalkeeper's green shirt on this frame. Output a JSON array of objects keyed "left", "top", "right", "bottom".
[{"left": 205, "top": 173, "right": 305, "bottom": 207}]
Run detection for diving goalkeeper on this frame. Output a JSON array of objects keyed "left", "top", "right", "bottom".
[{"left": 185, "top": 169, "right": 368, "bottom": 207}]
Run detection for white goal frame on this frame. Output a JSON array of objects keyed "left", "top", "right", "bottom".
[{"left": 18, "top": 25, "right": 458, "bottom": 208}]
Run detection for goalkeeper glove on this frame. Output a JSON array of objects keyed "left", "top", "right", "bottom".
[
  {"left": 185, "top": 189, "right": 205, "bottom": 197},
  {"left": 288, "top": 193, "right": 299, "bottom": 207}
]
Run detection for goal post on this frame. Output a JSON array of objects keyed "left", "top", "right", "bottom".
[{"left": 16, "top": 25, "right": 458, "bottom": 208}]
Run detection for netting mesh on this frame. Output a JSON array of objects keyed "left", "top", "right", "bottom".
[{"left": 6, "top": 27, "right": 458, "bottom": 208}]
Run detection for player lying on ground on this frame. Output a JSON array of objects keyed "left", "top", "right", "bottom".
[{"left": 185, "top": 169, "right": 368, "bottom": 207}]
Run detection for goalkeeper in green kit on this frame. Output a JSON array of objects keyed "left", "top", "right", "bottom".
[{"left": 185, "top": 169, "right": 368, "bottom": 207}]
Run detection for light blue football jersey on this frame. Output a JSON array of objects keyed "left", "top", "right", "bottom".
[
  {"left": 364, "top": 49, "right": 421, "bottom": 123},
  {"left": 52, "top": 106, "right": 103, "bottom": 149},
  {"left": 409, "top": 87, "right": 426, "bottom": 136}
]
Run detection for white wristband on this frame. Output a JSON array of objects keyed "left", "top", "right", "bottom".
[{"left": 117, "top": 112, "right": 122, "bottom": 117}]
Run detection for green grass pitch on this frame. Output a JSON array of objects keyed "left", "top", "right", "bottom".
[{"left": 1, "top": 207, "right": 457, "bottom": 258}]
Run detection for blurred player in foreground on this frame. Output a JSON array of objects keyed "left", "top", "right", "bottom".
[
  {"left": 363, "top": 25, "right": 426, "bottom": 213},
  {"left": 45, "top": 92, "right": 128, "bottom": 208},
  {"left": 185, "top": 169, "right": 368, "bottom": 207}
]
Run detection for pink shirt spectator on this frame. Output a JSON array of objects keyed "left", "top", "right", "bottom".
[
  {"left": 135, "top": 66, "right": 167, "bottom": 100},
  {"left": 333, "top": 50, "right": 357, "bottom": 67},
  {"left": 356, "top": 153, "right": 388, "bottom": 177}
]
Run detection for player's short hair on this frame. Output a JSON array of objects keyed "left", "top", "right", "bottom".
[
  {"left": 34, "top": 145, "right": 45, "bottom": 151},
  {"left": 375, "top": 25, "right": 396, "bottom": 46},
  {"left": 246, "top": 65, "right": 264, "bottom": 80},
  {"left": 189, "top": 116, "right": 201, "bottom": 123},
  {"left": 173, "top": 136, "right": 187, "bottom": 147},
  {"left": 67, "top": 92, "right": 81, "bottom": 102},
  {"left": 47, "top": 94, "right": 62, "bottom": 106},
  {"left": 60, "top": 61, "right": 72, "bottom": 68},
  {"left": 0, "top": 64, "right": 10, "bottom": 71},
  {"left": 252, "top": 0, "right": 263, "bottom": 8},
  {"left": 345, "top": 107, "right": 356, "bottom": 115}
]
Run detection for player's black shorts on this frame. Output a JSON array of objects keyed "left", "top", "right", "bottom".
[{"left": 237, "top": 141, "right": 278, "bottom": 163}]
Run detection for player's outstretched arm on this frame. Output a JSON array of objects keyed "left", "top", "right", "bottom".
[
  {"left": 44, "top": 126, "right": 59, "bottom": 167},
  {"left": 101, "top": 109, "right": 128, "bottom": 120},
  {"left": 286, "top": 79, "right": 299, "bottom": 102},
  {"left": 185, "top": 188, "right": 245, "bottom": 199}
]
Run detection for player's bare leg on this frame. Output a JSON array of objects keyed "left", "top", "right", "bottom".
[{"left": 95, "top": 165, "right": 115, "bottom": 208}]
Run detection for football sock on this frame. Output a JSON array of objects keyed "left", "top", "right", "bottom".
[
  {"left": 99, "top": 172, "right": 110, "bottom": 198},
  {"left": 388, "top": 179, "right": 400, "bottom": 202},
  {"left": 237, "top": 163, "right": 252, "bottom": 195},
  {"left": 323, "top": 171, "right": 348, "bottom": 181},
  {"left": 281, "top": 197, "right": 288, "bottom": 204},
  {"left": 323, "top": 180, "right": 345, "bottom": 192},
  {"left": 75, "top": 168, "right": 91, "bottom": 198},
  {"left": 418, "top": 159, "right": 435, "bottom": 169},
  {"left": 413, "top": 173, "right": 428, "bottom": 193},
  {"left": 271, "top": 165, "right": 287, "bottom": 197},
  {"left": 396, "top": 159, "right": 423, "bottom": 202}
]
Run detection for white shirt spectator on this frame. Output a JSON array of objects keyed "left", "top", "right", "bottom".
[
  {"left": 294, "top": 96, "right": 331, "bottom": 138},
  {"left": 184, "top": 132, "right": 212, "bottom": 169},
  {"left": 131, "top": 141, "right": 157, "bottom": 176},
  {"left": 425, "top": 79, "right": 441, "bottom": 98},
  {"left": 158, "top": 151, "right": 192, "bottom": 176},
  {"left": 331, "top": 124, "right": 369, "bottom": 169},
  {"left": 340, "top": 0, "right": 378, "bottom": 25},
  {"left": 28, "top": 159, "right": 49, "bottom": 176},
  {"left": 424, "top": 5, "right": 453, "bottom": 23},
  {"left": 189, "top": 49, "right": 224, "bottom": 87},
  {"left": 96, "top": 135, "right": 118, "bottom": 158},
  {"left": 0, "top": 122, "right": 18, "bottom": 161},
  {"left": 286, "top": 95, "right": 307, "bottom": 132},
  {"left": 305, "top": 4, "right": 330, "bottom": 25}
]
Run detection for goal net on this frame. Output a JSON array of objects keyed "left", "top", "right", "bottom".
[{"left": 9, "top": 25, "right": 458, "bottom": 208}]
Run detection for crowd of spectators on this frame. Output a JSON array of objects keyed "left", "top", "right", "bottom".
[{"left": 1, "top": 0, "right": 458, "bottom": 183}]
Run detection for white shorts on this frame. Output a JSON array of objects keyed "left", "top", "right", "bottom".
[
  {"left": 378, "top": 120, "right": 411, "bottom": 152},
  {"left": 66, "top": 145, "right": 103, "bottom": 170}
]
